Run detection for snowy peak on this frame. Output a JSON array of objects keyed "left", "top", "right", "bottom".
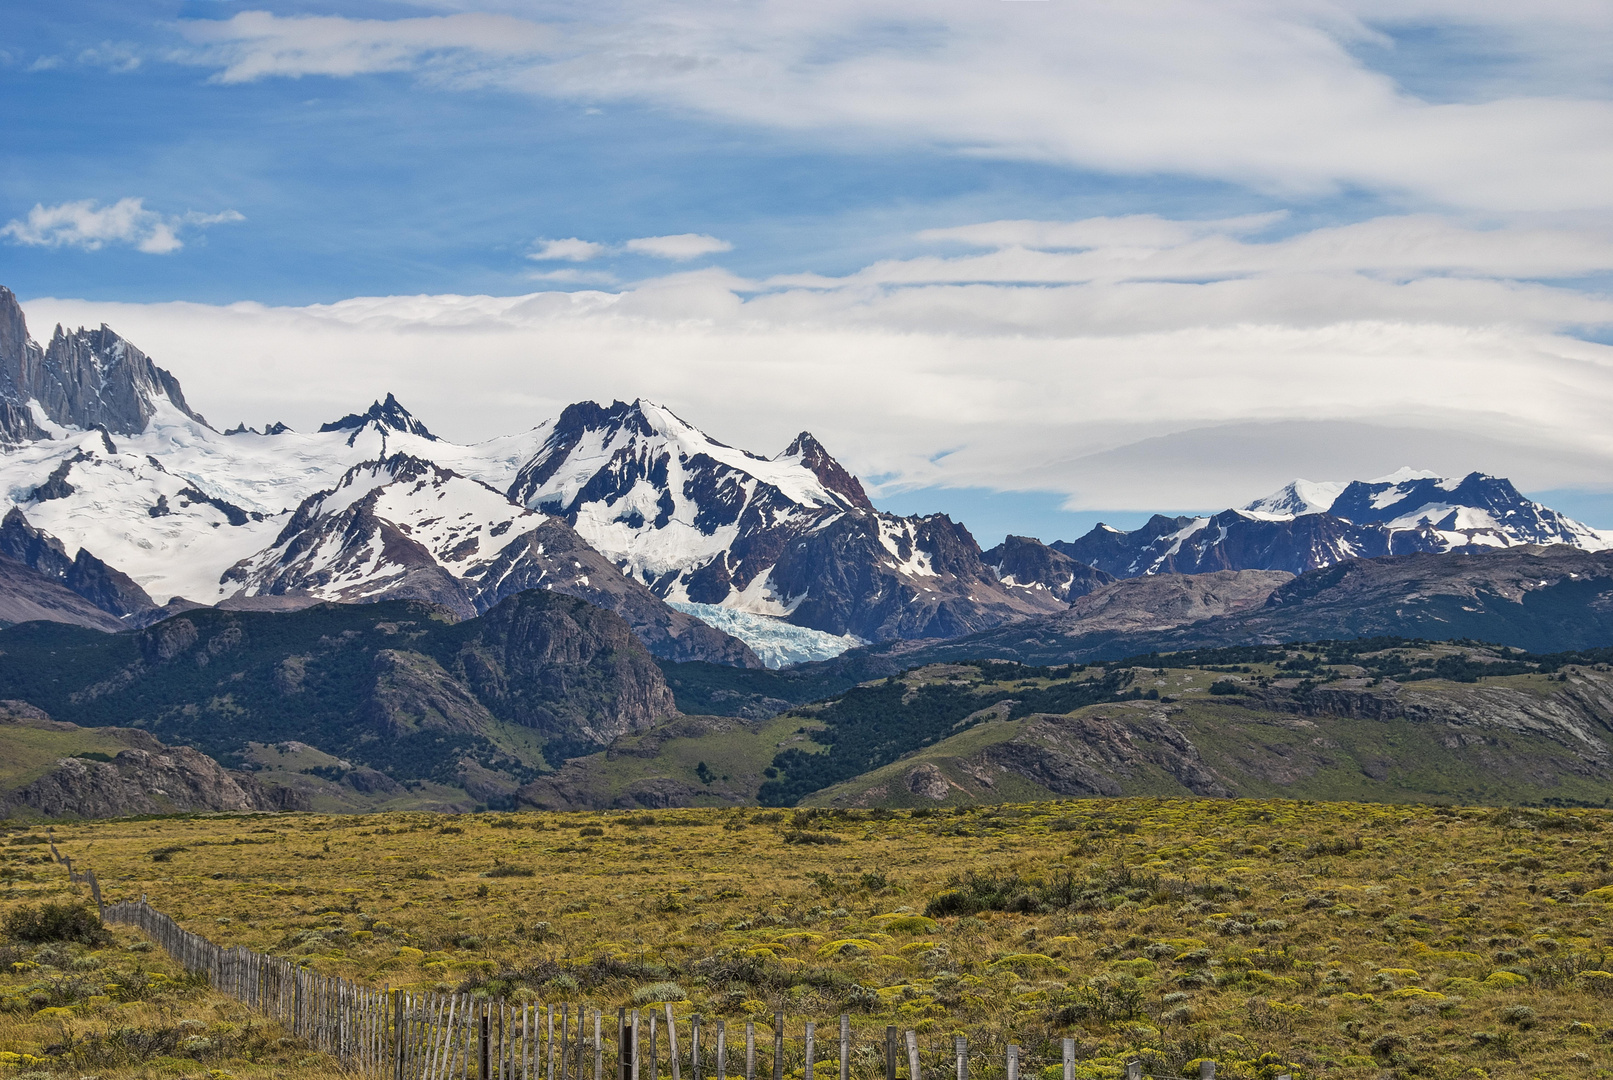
[
  {"left": 1243, "top": 479, "right": 1348, "bottom": 520},
  {"left": 1059, "top": 468, "right": 1613, "bottom": 580},
  {"left": 318, "top": 392, "right": 437, "bottom": 444},
  {"left": 777, "top": 431, "right": 873, "bottom": 512}
]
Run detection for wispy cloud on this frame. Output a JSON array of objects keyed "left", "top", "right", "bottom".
[
  {"left": 170, "top": 3, "right": 1613, "bottom": 214},
  {"left": 529, "top": 234, "right": 733, "bottom": 263},
  {"left": 179, "top": 11, "right": 554, "bottom": 83},
  {"left": 1, "top": 199, "right": 244, "bottom": 254}
]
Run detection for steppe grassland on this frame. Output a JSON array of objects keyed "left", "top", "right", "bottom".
[{"left": 6, "top": 799, "right": 1613, "bottom": 1080}]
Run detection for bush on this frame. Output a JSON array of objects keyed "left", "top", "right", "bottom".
[
  {"left": 1209, "top": 680, "right": 1242, "bottom": 695},
  {"left": 631, "top": 981, "right": 687, "bottom": 1004},
  {"left": 4, "top": 903, "right": 110, "bottom": 946},
  {"left": 485, "top": 865, "right": 535, "bottom": 878}
]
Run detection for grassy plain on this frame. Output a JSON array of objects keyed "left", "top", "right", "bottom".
[{"left": 6, "top": 800, "right": 1613, "bottom": 1080}]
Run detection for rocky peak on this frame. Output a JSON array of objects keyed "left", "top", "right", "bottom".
[
  {"left": 318, "top": 392, "right": 436, "bottom": 443},
  {"left": 778, "top": 431, "right": 873, "bottom": 511},
  {"left": 0, "top": 288, "right": 206, "bottom": 438}
]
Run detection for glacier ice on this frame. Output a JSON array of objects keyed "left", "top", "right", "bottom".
[{"left": 667, "top": 601, "right": 864, "bottom": 668}]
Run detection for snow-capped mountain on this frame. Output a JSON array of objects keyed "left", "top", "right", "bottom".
[
  {"left": 1055, "top": 468, "right": 1613, "bottom": 579},
  {"left": 498, "top": 398, "right": 1067, "bottom": 640},
  {"left": 0, "top": 286, "right": 1060, "bottom": 662},
  {"left": 4, "top": 278, "right": 1609, "bottom": 665}
]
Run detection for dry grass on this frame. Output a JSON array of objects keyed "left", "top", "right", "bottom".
[{"left": 5, "top": 799, "right": 1613, "bottom": 1080}]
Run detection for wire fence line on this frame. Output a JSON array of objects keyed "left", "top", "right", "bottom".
[{"left": 47, "top": 843, "right": 1261, "bottom": 1080}]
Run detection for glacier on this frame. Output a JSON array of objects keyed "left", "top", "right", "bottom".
[{"left": 667, "top": 601, "right": 864, "bottom": 668}]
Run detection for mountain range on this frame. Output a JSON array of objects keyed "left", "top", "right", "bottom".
[{"left": 0, "top": 282, "right": 1610, "bottom": 675}]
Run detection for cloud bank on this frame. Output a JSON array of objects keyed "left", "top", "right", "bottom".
[{"left": 22, "top": 212, "right": 1613, "bottom": 512}]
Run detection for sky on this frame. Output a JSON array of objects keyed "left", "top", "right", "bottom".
[{"left": 6, "top": 0, "right": 1613, "bottom": 543}]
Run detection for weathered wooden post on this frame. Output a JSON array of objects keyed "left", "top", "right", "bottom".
[
  {"left": 885, "top": 1028, "right": 896, "bottom": 1080},
  {"left": 691, "top": 1016, "right": 702, "bottom": 1080},
  {"left": 619, "top": 1009, "right": 629, "bottom": 1080},
  {"left": 1006, "top": 1046, "right": 1018, "bottom": 1080},
  {"left": 904, "top": 1031, "right": 919, "bottom": 1080},
  {"left": 483, "top": 1008, "right": 493, "bottom": 1080},
  {"left": 953, "top": 1036, "right": 966, "bottom": 1080},
  {"left": 772, "top": 1014, "right": 783, "bottom": 1080},
  {"left": 744, "top": 1022, "right": 755, "bottom": 1080},
  {"left": 1124, "top": 1061, "right": 1140, "bottom": 1080},
  {"left": 839, "top": 1017, "right": 850, "bottom": 1080},
  {"left": 716, "top": 1021, "right": 727, "bottom": 1080},
  {"left": 804, "top": 1022, "right": 815, "bottom": 1080},
  {"left": 665, "top": 1003, "right": 681, "bottom": 1080},
  {"left": 632, "top": 1011, "right": 642, "bottom": 1080},
  {"left": 1198, "top": 1063, "right": 1214, "bottom": 1080}
]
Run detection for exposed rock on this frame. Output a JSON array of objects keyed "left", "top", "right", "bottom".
[
  {"left": 905, "top": 762, "right": 951, "bottom": 800},
  {"left": 982, "top": 535, "right": 1115, "bottom": 603},
  {"left": 0, "top": 288, "right": 207, "bottom": 439},
  {"left": 448, "top": 590, "right": 679, "bottom": 744},
  {"left": 0, "top": 553, "right": 126, "bottom": 631},
  {"left": 0, "top": 706, "right": 282, "bottom": 818}
]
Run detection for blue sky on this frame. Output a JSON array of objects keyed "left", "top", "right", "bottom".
[{"left": 7, "top": 1, "right": 1613, "bottom": 540}]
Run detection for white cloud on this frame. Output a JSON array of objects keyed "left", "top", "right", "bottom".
[
  {"left": 180, "top": 11, "right": 555, "bottom": 83},
  {"left": 624, "top": 234, "right": 733, "bottom": 260},
  {"left": 172, "top": 3, "right": 1613, "bottom": 213},
  {"left": 529, "top": 237, "right": 605, "bottom": 262},
  {"left": 530, "top": 234, "right": 733, "bottom": 263},
  {"left": 22, "top": 212, "right": 1613, "bottom": 511},
  {"left": 0, "top": 199, "right": 244, "bottom": 254}
]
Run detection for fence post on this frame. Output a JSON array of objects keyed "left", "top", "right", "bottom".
[
  {"left": 905, "top": 1031, "right": 919, "bottom": 1080},
  {"left": 1199, "top": 1063, "right": 1215, "bottom": 1080},
  {"left": 483, "top": 1009, "right": 492, "bottom": 1080},
  {"left": 804, "top": 1022, "right": 814, "bottom": 1080},
  {"left": 1006, "top": 1046, "right": 1018, "bottom": 1080},
  {"left": 954, "top": 1036, "right": 966, "bottom": 1080},
  {"left": 885, "top": 1028, "right": 896, "bottom": 1080},
  {"left": 666, "top": 1004, "right": 681, "bottom": 1080},
  {"left": 395, "top": 990, "right": 405, "bottom": 1080},
  {"left": 692, "top": 1016, "right": 702, "bottom": 1080},
  {"left": 619, "top": 1009, "right": 629, "bottom": 1080},
  {"left": 745, "top": 1022, "right": 755, "bottom": 1080},
  {"left": 772, "top": 1014, "right": 783, "bottom": 1080},
  {"left": 596, "top": 1010, "right": 604, "bottom": 1080},
  {"left": 716, "top": 1021, "right": 726, "bottom": 1080},
  {"left": 1124, "top": 1061, "right": 1140, "bottom": 1080},
  {"left": 839, "top": 1017, "right": 849, "bottom": 1080},
  {"left": 632, "top": 1010, "right": 641, "bottom": 1080}
]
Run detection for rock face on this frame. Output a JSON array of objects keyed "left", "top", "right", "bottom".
[
  {"left": 445, "top": 590, "right": 679, "bottom": 745},
  {"left": 982, "top": 535, "right": 1115, "bottom": 603},
  {"left": 0, "top": 704, "right": 282, "bottom": 818},
  {"left": 0, "top": 508, "right": 158, "bottom": 622},
  {"left": 0, "top": 553, "right": 128, "bottom": 631},
  {"left": 11, "top": 746, "right": 269, "bottom": 818},
  {"left": 0, "top": 287, "right": 206, "bottom": 440}
]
